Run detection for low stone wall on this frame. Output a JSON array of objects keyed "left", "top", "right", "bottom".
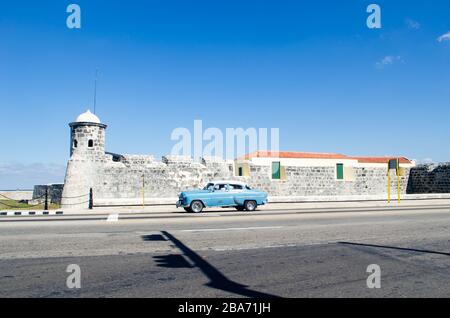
[
  {"left": 0, "top": 190, "right": 33, "bottom": 201},
  {"left": 407, "top": 163, "right": 450, "bottom": 193},
  {"left": 33, "top": 184, "right": 64, "bottom": 204}
]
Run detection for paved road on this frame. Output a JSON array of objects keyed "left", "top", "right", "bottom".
[{"left": 1, "top": 205, "right": 450, "bottom": 298}]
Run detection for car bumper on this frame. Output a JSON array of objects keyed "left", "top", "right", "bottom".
[{"left": 176, "top": 200, "right": 188, "bottom": 208}]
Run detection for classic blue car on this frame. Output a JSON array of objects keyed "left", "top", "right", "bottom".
[{"left": 176, "top": 180, "right": 268, "bottom": 213}]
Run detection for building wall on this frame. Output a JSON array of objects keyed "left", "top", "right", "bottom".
[
  {"left": 62, "top": 152, "right": 412, "bottom": 207},
  {"left": 407, "top": 163, "right": 450, "bottom": 193},
  {"left": 59, "top": 121, "right": 421, "bottom": 208},
  {"left": 234, "top": 164, "right": 410, "bottom": 197},
  {"left": 61, "top": 154, "right": 236, "bottom": 207}
]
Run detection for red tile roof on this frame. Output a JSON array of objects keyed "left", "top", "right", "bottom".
[
  {"left": 240, "top": 151, "right": 412, "bottom": 164},
  {"left": 241, "top": 151, "right": 348, "bottom": 160},
  {"left": 350, "top": 156, "right": 412, "bottom": 164}
]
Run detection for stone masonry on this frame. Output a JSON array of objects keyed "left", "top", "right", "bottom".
[
  {"left": 407, "top": 163, "right": 450, "bottom": 193},
  {"left": 60, "top": 111, "right": 445, "bottom": 208}
]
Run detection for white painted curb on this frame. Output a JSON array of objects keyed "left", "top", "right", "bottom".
[{"left": 0, "top": 211, "right": 64, "bottom": 217}]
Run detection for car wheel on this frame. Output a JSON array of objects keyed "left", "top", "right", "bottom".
[
  {"left": 244, "top": 200, "right": 257, "bottom": 212},
  {"left": 183, "top": 207, "right": 192, "bottom": 213},
  {"left": 190, "top": 200, "right": 204, "bottom": 213}
]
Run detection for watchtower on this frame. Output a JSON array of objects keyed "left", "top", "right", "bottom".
[{"left": 69, "top": 110, "right": 107, "bottom": 160}]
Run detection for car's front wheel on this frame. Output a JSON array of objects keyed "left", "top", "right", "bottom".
[
  {"left": 244, "top": 200, "right": 257, "bottom": 212},
  {"left": 190, "top": 200, "right": 204, "bottom": 213}
]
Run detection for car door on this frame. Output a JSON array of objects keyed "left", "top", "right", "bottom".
[
  {"left": 207, "top": 183, "right": 232, "bottom": 207},
  {"left": 229, "top": 184, "right": 245, "bottom": 206}
]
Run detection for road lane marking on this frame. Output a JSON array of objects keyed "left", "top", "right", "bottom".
[
  {"left": 180, "top": 226, "right": 283, "bottom": 233},
  {"left": 213, "top": 243, "right": 299, "bottom": 251},
  {"left": 106, "top": 214, "right": 119, "bottom": 222}
]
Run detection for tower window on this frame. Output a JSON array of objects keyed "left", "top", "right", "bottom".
[
  {"left": 74, "top": 140, "right": 78, "bottom": 148},
  {"left": 88, "top": 140, "right": 94, "bottom": 148}
]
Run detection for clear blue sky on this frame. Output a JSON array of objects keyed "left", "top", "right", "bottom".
[{"left": 1, "top": 0, "right": 450, "bottom": 189}]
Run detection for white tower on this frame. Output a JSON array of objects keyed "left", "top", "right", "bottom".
[
  {"left": 69, "top": 110, "right": 107, "bottom": 160},
  {"left": 61, "top": 110, "right": 107, "bottom": 208}
]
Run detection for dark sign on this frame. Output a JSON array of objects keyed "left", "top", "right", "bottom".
[{"left": 388, "top": 159, "right": 399, "bottom": 170}]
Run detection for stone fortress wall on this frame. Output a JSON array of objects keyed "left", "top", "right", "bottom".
[
  {"left": 60, "top": 111, "right": 449, "bottom": 208},
  {"left": 407, "top": 163, "right": 450, "bottom": 193},
  {"left": 62, "top": 153, "right": 413, "bottom": 207},
  {"left": 235, "top": 165, "right": 411, "bottom": 197}
]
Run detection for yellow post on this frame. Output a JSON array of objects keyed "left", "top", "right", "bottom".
[
  {"left": 142, "top": 174, "right": 145, "bottom": 208},
  {"left": 387, "top": 170, "right": 391, "bottom": 203},
  {"left": 397, "top": 159, "right": 401, "bottom": 203}
]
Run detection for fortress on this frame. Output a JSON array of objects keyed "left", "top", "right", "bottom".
[{"left": 60, "top": 111, "right": 449, "bottom": 208}]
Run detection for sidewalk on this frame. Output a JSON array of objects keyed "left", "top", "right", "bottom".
[
  {"left": 62, "top": 195, "right": 450, "bottom": 216},
  {"left": 2, "top": 194, "right": 449, "bottom": 218}
]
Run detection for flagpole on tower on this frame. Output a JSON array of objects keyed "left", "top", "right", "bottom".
[{"left": 94, "top": 68, "right": 98, "bottom": 115}]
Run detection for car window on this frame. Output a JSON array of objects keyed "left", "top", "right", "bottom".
[
  {"left": 204, "top": 183, "right": 214, "bottom": 190},
  {"left": 230, "top": 184, "right": 243, "bottom": 190},
  {"left": 214, "top": 184, "right": 228, "bottom": 191}
]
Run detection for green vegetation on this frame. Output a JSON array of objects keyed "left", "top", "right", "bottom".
[{"left": 0, "top": 200, "right": 60, "bottom": 211}]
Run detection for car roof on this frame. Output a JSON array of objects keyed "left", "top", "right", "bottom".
[{"left": 209, "top": 180, "right": 248, "bottom": 186}]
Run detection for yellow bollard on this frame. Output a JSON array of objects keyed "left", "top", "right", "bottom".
[
  {"left": 142, "top": 174, "right": 145, "bottom": 208},
  {"left": 387, "top": 170, "right": 391, "bottom": 203},
  {"left": 397, "top": 160, "right": 401, "bottom": 204}
]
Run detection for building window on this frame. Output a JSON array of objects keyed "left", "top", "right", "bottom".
[
  {"left": 336, "top": 163, "right": 344, "bottom": 180},
  {"left": 272, "top": 162, "right": 281, "bottom": 180},
  {"left": 73, "top": 140, "right": 78, "bottom": 148},
  {"left": 235, "top": 163, "right": 250, "bottom": 177},
  {"left": 88, "top": 139, "right": 94, "bottom": 148}
]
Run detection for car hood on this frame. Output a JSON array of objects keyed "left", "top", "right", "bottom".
[{"left": 180, "top": 189, "right": 210, "bottom": 196}]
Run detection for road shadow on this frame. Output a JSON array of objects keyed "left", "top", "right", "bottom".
[
  {"left": 339, "top": 242, "right": 450, "bottom": 257},
  {"left": 151, "top": 231, "right": 280, "bottom": 298},
  {"left": 153, "top": 254, "right": 194, "bottom": 268},
  {"left": 141, "top": 234, "right": 167, "bottom": 241}
]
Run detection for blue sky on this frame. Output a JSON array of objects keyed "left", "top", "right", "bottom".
[{"left": 1, "top": 0, "right": 450, "bottom": 189}]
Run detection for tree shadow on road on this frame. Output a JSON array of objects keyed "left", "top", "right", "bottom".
[{"left": 146, "top": 231, "right": 280, "bottom": 298}]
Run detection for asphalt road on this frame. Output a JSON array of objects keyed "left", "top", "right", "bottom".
[{"left": 1, "top": 205, "right": 450, "bottom": 298}]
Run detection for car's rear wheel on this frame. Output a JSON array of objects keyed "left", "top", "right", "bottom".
[
  {"left": 190, "top": 200, "right": 204, "bottom": 213},
  {"left": 244, "top": 200, "right": 257, "bottom": 212}
]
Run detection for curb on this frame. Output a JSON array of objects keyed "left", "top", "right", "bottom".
[{"left": 0, "top": 211, "right": 64, "bottom": 217}]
